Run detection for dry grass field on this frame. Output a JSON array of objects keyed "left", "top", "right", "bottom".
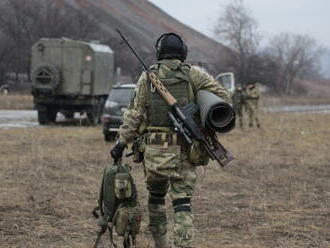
[
  {"left": 261, "top": 95, "right": 330, "bottom": 106},
  {"left": 1, "top": 93, "right": 330, "bottom": 111},
  {"left": 0, "top": 95, "right": 34, "bottom": 110},
  {"left": 0, "top": 113, "right": 329, "bottom": 248}
]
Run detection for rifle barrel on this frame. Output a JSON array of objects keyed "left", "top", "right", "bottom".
[{"left": 115, "top": 29, "right": 149, "bottom": 71}]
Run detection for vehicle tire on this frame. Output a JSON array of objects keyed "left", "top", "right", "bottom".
[
  {"left": 104, "top": 132, "right": 117, "bottom": 142},
  {"left": 38, "top": 110, "right": 50, "bottom": 125},
  {"left": 87, "top": 104, "right": 102, "bottom": 126},
  {"left": 48, "top": 108, "right": 57, "bottom": 122},
  {"left": 63, "top": 112, "right": 74, "bottom": 119},
  {"left": 87, "top": 111, "right": 98, "bottom": 126},
  {"left": 31, "top": 63, "right": 61, "bottom": 93},
  {"left": 2, "top": 88, "right": 9, "bottom": 95}
]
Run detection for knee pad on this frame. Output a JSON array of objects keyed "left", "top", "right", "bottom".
[
  {"left": 148, "top": 192, "right": 166, "bottom": 205},
  {"left": 172, "top": 198, "right": 191, "bottom": 213}
]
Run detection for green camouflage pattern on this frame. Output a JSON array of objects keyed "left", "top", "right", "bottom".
[
  {"left": 144, "top": 144, "right": 183, "bottom": 180},
  {"left": 113, "top": 202, "right": 142, "bottom": 236},
  {"left": 114, "top": 172, "right": 133, "bottom": 199},
  {"left": 119, "top": 60, "right": 231, "bottom": 144},
  {"left": 173, "top": 211, "right": 194, "bottom": 247},
  {"left": 147, "top": 60, "right": 193, "bottom": 127},
  {"left": 232, "top": 87, "right": 245, "bottom": 127},
  {"left": 146, "top": 153, "right": 197, "bottom": 247},
  {"left": 148, "top": 203, "right": 168, "bottom": 235},
  {"left": 118, "top": 59, "right": 230, "bottom": 247},
  {"left": 245, "top": 85, "right": 261, "bottom": 127}
]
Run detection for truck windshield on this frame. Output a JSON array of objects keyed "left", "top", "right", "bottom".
[
  {"left": 219, "top": 75, "right": 232, "bottom": 90},
  {"left": 108, "top": 88, "right": 134, "bottom": 103}
]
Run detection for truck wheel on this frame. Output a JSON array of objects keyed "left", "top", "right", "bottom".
[
  {"left": 32, "top": 64, "right": 61, "bottom": 93},
  {"left": 63, "top": 112, "right": 74, "bottom": 119},
  {"left": 87, "top": 112, "right": 98, "bottom": 126},
  {"left": 48, "top": 108, "right": 57, "bottom": 122},
  {"left": 104, "top": 132, "right": 117, "bottom": 142},
  {"left": 87, "top": 105, "right": 102, "bottom": 126},
  {"left": 38, "top": 110, "right": 50, "bottom": 125}
]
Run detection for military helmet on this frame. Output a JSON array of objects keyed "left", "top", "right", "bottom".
[{"left": 155, "top": 33, "right": 187, "bottom": 61}]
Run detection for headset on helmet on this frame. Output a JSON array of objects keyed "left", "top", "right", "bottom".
[{"left": 155, "top": 33, "right": 188, "bottom": 61}]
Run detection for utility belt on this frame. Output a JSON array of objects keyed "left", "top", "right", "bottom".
[
  {"left": 131, "top": 128, "right": 187, "bottom": 163},
  {"left": 132, "top": 127, "right": 209, "bottom": 166},
  {"left": 145, "top": 132, "right": 182, "bottom": 146}
]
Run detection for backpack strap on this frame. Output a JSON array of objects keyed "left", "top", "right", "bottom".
[
  {"left": 123, "top": 226, "right": 131, "bottom": 248},
  {"left": 108, "top": 225, "right": 118, "bottom": 248}
]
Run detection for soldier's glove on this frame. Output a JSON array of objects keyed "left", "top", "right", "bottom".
[{"left": 110, "top": 140, "right": 127, "bottom": 162}]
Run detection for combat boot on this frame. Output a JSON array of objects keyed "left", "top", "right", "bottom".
[{"left": 152, "top": 233, "right": 170, "bottom": 248}]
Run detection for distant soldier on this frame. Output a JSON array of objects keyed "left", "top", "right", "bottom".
[
  {"left": 245, "top": 83, "right": 261, "bottom": 128},
  {"left": 232, "top": 86, "right": 245, "bottom": 128},
  {"left": 111, "top": 32, "right": 230, "bottom": 248}
]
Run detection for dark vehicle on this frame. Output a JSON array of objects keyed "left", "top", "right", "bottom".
[{"left": 102, "top": 83, "right": 135, "bottom": 141}]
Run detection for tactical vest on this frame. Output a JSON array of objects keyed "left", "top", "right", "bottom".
[{"left": 147, "top": 60, "right": 194, "bottom": 127}]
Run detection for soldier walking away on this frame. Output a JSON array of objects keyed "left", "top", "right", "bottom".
[
  {"left": 110, "top": 33, "right": 231, "bottom": 248},
  {"left": 245, "top": 83, "right": 261, "bottom": 128},
  {"left": 232, "top": 86, "right": 245, "bottom": 128}
]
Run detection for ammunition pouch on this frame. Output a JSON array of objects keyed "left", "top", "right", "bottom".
[
  {"left": 143, "top": 132, "right": 183, "bottom": 180},
  {"left": 143, "top": 130, "right": 209, "bottom": 166},
  {"left": 145, "top": 132, "right": 181, "bottom": 146},
  {"left": 132, "top": 136, "right": 145, "bottom": 163},
  {"left": 188, "top": 139, "right": 210, "bottom": 166},
  {"left": 113, "top": 201, "right": 142, "bottom": 237}
]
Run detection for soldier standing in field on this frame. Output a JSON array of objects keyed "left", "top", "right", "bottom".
[
  {"left": 232, "top": 85, "right": 245, "bottom": 128},
  {"left": 245, "top": 83, "right": 261, "bottom": 128},
  {"left": 110, "top": 33, "right": 231, "bottom": 248}
]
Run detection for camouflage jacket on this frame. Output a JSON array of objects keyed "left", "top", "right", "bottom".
[
  {"left": 245, "top": 86, "right": 260, "bottom": 100},
  {"left": 232, "top": 89, "right": 245, "bottom": 105},
  {"left": 119, "top": 59, "right": 231, "bottom": 144}
]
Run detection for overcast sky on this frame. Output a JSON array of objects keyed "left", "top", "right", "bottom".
[{"left": 148, "top": 0, "right": 330, "bottom": 48}]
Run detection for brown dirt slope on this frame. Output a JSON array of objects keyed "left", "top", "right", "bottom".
[
  {"left": 60, "top": 0, "right": 232, "bottom": 74},
  {"left": 0, "top": 113, "right": 329, "bottom": 247}
]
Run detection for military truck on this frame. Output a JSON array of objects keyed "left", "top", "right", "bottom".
[{"left": 31, "top": 38, "right": 114, "bottom": 125}]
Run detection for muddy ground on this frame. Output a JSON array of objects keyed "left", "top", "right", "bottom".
[{"left": 0, "top": 113, "right": 329, "bottom": 248}]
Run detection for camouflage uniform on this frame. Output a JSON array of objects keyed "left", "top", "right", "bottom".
[
  {"left": 245, "top": 84, "right": 261, "bottom": 127},
  {"left": 118, "top": 59, "right": 230, "bottom": 248},
  {"left": 231, "top": 87, "right": 245, "bottom": 128}
]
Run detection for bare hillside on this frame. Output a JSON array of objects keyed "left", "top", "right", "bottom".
[{"left": 59, "top": 0, "right": 232, "bottom": 75}]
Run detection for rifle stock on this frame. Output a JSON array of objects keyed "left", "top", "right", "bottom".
[{"left": 149, "top": 72, "right": 177, "bottom": 105}]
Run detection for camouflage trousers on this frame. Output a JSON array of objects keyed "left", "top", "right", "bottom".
[
  {"left": 246, "top": 100, "right": 260, "bottom": 127},
  {"left": 234, "top": 103, "right": 244, "bottom": 127},
  {"left": 144, "top": 144, "right": 197, "bottom": 248}
]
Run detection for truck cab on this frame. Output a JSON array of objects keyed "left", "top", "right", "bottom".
[{"left": 215, "top": 72, "right": 236, "bottom": 95}]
